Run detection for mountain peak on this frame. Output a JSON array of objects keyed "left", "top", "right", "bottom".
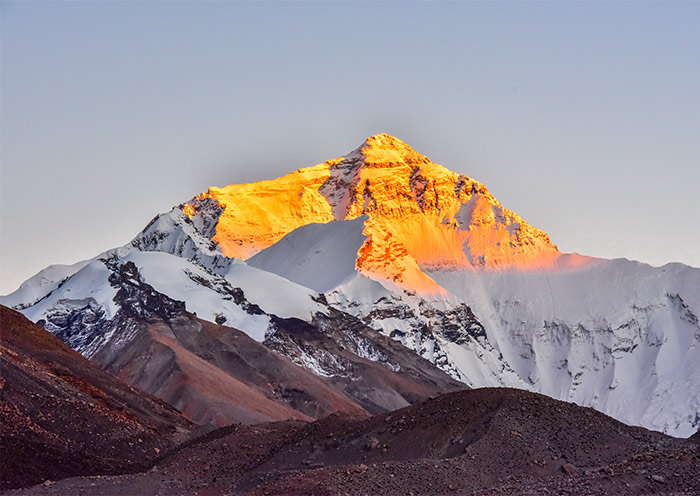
[
  {"left": 195, "top": 136, "right": 560, "bottom": 290},
  {"left": 350, "top": 133, "right": 429, "bottom": 167},
  {"left": 358, "top": 133, "right": 411, "bottom": 152}
]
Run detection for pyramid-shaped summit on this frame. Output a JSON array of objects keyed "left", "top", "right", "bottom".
[
  {"left": 357, "top": 133, "right": 414, "bottom": 151},
  {"left": 187, "top": 134, "right": 559, "bottom": 292},
  {"left": 352, "top": 133, "right": 424, "bottom": 157},
  {"left": 341, "top": 134, "right": 432, "bottom": 174}
]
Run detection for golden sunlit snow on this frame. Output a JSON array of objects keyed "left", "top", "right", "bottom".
[{"left": 189, "top": 134, "right": 563, "bottom": 292}]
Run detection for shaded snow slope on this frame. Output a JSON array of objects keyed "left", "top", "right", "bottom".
[
  {"left": 125, "top": 251, "right": 325, "bottom": 329},
  {"left": 247, "top": 217, "right": 367, "bottom": 293},
  {"left": 1, "top": 198, "right": 230, "bottom": 310},
  {"left": 247, "top": 223, "right": 700, "bottom": 436},
  {"left": 1, "top": 260, "right": 92, "bottom": 310},
  {"left": 428, "top": 259, "right": 700, "bottom": 437},
  {"left": 17, "top": 260, "right": 120, "bottom": 327},
  {"left": 1, "top": 251, "right": 325, "bottom": 345}
]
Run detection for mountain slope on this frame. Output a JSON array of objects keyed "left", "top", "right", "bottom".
[
  {"left": 0, "top": 305, "right": 193, "bottom": 490},
  {"left": 244, "top": 189, "right": 700, "bottom": 435},
  {"left": 2, "top": 254, "right": 463, "bottom": 428},
  {"left": 191, "top": 134, "right": 700, "bottom": 436},
  {"left": 265, "top": 309, "right": 465, "bottom": 414},
  {"left": 428, "top": 258, "right": 700, "bottom": 436}
]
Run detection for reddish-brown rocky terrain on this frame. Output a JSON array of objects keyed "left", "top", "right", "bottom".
[
  {"left": 0, "top": 305, "right": 193, "bottom": 490},
  {"left": 9, "top": 388, "right": 699, "bottom": 495}
]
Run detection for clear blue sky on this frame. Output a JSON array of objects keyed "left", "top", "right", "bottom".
[{"left": 2, "top": 1, "right": 699, "bottom": 293}]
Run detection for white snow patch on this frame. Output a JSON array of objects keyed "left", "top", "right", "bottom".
[
  {"left": 247, "top": 217, "right": 367, "bottom": 293},
  {"left": 224, "top": 259, "right": 326, "bottom": 320},
  {"left": 16, "top": 260, "right": 119, "bottom": 323},
  {"left": 122, "top": 252, "right": 271, "bottom": 342}
]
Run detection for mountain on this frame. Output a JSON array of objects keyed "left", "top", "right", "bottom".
[
  {"left": 0, "top": 305, "right": 193, "bottom": 490},
  {"left": 2, "top": 133, "right": 698, "bottom": 437},
  {"left": 8, "top": 388, "right": 699, "bottom": 496}
]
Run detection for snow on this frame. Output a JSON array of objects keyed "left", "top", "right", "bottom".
[
  {"left": 442, "top": 340, "right": 530, "bottom": 389},
  {"left": 247, "top": 217, "right": 368, "bottom": 293},
  {"left": 0, "top": 202, "right": 227, "bottom": 307},
  {"left": 17, "top": 260, "right": 91, "bottom": 291},
  {"left": 295, "top": 347, "right": 350, "bottom": 378},
  {"left": 224, "top": 259, "right": 326, "bottom": 319},
  {"left": 328, "top": 273, "right": 396, "bottom": 305},
  {"left": 0, "top": 260, "right": 92, "bottom": 308},
  {"left": 122, "top": 252, "right": 271, "bottom": 341},
  {"left": 118, "top": 252, "right": 326, "bottom": 340},
  {"left": 426, "top": 258, "right": 700, "bottom": 437},
  {"left": 13, "top": 260, "right": 119, "bottom": 324},
  {"left": 129, "top": 205, "right": 232, "bottom": 273}
]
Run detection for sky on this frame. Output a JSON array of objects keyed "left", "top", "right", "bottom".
[{"left": 1, "top": 1, "right": 699, "bottom": 294}]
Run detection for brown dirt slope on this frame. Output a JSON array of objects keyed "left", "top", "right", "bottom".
[
  {"left": 10, "top": 388, "right": 699, "bottom": 495},
  {"left": 0, "top": 305, "right": 193, "bottom": 490},
  {"left": 90, "top": 311, "right": 369, "bottom": 427}
]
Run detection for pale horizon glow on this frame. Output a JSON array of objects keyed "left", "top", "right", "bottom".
[{"left": 2, "top": 1, "right": 699, "bottom": 294}]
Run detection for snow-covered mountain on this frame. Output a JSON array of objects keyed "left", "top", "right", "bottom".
[{"left": 3, "top": 134, "right": 698, "bottom": 436}]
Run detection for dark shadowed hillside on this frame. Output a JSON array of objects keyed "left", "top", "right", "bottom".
[
  {"left": 0, "top": 305, "right": 193, "bottom": 490},
  {"left": 10, "top": 388, "right": 699, "bottom": 495}
]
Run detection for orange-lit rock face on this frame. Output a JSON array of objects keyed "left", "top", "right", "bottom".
[
  {"left": 204, "top": 163, "right": 336, "bottom": 260},
  {"left": 199, "top": 134, "right": 560, "bottom": 292},
  {"left": 182, "top": 203, "right": 196, "bottom": 219}
]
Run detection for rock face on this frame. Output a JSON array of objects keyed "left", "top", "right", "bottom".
[
  {"left": 265, "top": 309, "right": 465, "bottom": 415},
  {"left": 0, "top": 305, "right": 193, "bottom": 490}
]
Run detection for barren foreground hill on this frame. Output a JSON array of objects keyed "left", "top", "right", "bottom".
[
  {"left": 0, "top": 306, "right": 192, "bottom": 490},
  {"left": 8, "top": 387, "right": 699, "bottom": 495}
]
